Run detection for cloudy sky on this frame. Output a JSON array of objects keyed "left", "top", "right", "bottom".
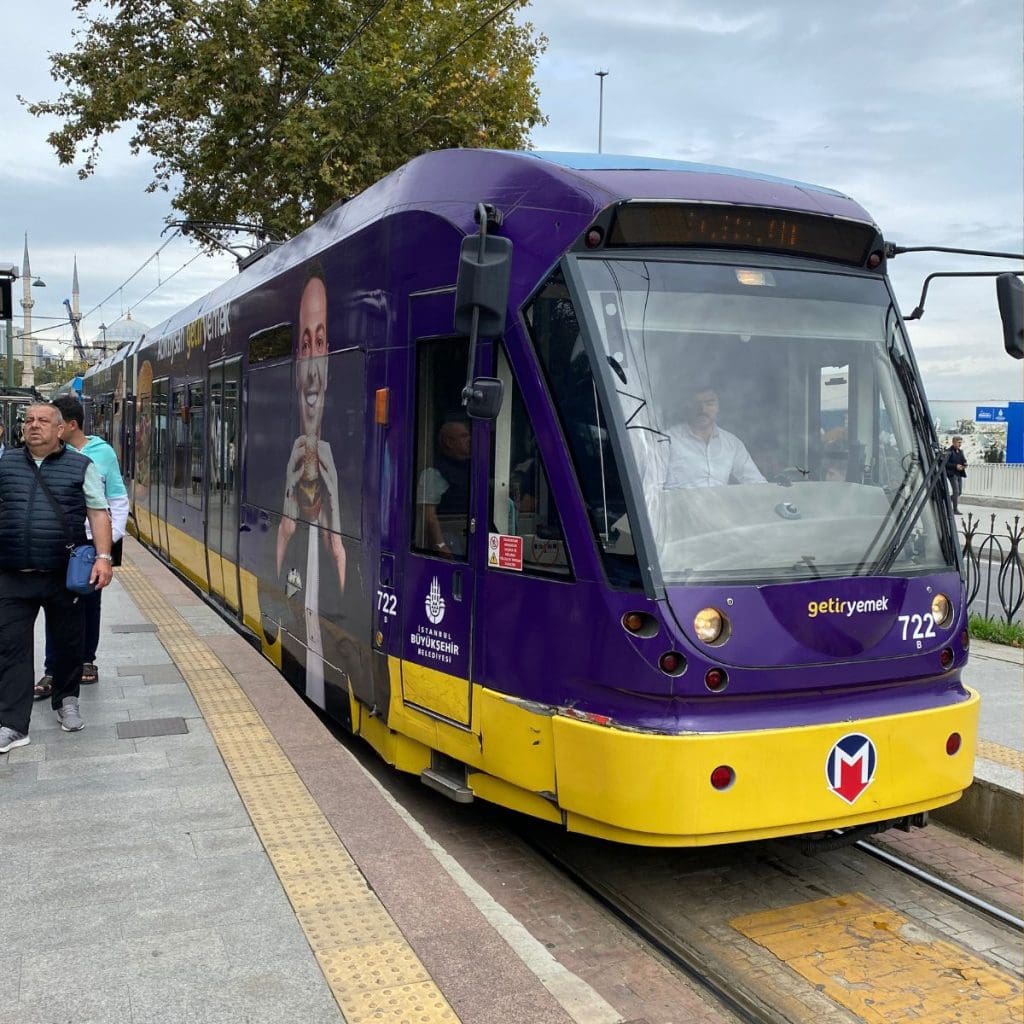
[{"left": 1, "top": 0, "right": 1021, "bottom": 400}]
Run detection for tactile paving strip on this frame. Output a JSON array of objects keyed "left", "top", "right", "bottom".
[
  {"left": 118, "top": 558, "right": 461, "bottom": 1022},
  {"left": 732, "top": 892, "right": 1022, "bottom": 1023},
  {"left": 976, "top": 739, "right": 1024, "bottom": 772}
]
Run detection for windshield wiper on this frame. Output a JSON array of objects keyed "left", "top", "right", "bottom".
[{"left": 859, "top": 451, "right": 946, "bottom": 576}]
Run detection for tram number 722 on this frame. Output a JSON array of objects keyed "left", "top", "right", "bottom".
[{"left": 897, "top": 613, "right": 938, "bottom": 645}]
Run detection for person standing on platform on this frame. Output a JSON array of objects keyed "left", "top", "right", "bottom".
[
  {"left": 0, "top": 402, "right": 113, "bottom": 752},
  {"left": 945, "top": 435, "right": 968, "bottom": 515},
  {"left": 35, "top": 395, "right": 129, "bottom": 698}
]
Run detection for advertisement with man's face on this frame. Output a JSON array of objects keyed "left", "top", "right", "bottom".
[{"left": 251, "top": 262, "right": 369, "bottom": 720}]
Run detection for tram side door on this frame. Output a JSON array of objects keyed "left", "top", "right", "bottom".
[
  {"left": 151, "top": 378, "right": 172, "bottom": 560},
  {"left": 204, "top": 359, "right": 242, "bottom": 613},
  {"left": 398, "top": 296, "right": 479, "bottom": 729}
]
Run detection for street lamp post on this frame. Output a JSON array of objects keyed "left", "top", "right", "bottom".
[
  {"left": 0, "top": 266, "right": 46, "bottom": 388},
  {"left": 595, "top": 69, "right": 609, "bottom": 154}
]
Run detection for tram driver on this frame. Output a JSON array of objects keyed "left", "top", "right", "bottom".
[
  {"left": 663, "top": 382, "right": 765, "bottom": 489},
  {"left": 417, "top": 417, "right": 472, "bottom": 557}
]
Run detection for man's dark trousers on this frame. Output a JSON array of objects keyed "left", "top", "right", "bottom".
[
  {"left": 45, "top": 586, "right": 101, "bottom": 669},
  {"left": 0, "top": 570, "right": 84, "bottom": 735}
]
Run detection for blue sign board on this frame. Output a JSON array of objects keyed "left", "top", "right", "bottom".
[
  {"left": 975, "top": 406, "right": 1008, "bottom": 422},
  {"left": 1006, "top": 403, "right": 1023, "bottom": 464}
]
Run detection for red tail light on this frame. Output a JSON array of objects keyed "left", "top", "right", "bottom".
[{"left": 704, "top": 668, "right": 728, "bottom": 692}]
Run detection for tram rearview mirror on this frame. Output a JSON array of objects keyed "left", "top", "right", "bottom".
[
  {"left": 996, "top": 274, "right": 1024, "bottom": 359},
  {"left": 454, "top": 234, "right": 512, "bottom": 338},
  {"left": 462, "top": 377, "right": 503, "bottom": 420}
]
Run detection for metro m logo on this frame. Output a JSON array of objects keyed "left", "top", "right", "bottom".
[{"left": 826, "top": 733, "right": 878, "bottom": 804}]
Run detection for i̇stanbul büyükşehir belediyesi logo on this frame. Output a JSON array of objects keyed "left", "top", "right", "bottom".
[{"left": 425, "top": 576, "right": 446, "bottom": 625}]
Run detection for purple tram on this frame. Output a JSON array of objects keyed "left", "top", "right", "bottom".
[{"left": 84, "top": 150, "right": 977, "bottom": 847}]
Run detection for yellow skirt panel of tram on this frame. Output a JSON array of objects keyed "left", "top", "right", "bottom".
[{"left": 551, "top": 689, "right": 979, "bottom": 842}]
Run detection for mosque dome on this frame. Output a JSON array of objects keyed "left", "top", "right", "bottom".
[{"left": 97, "top": 310, "right": 150, "bottom": 350}]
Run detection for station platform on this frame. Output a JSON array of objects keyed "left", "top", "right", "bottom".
[
  {"left": 931, "top": 498, "right": 1024, "bottom": 857},
  {"left": 2, "top": 534, "right": 1021, "bottom": 1023}
]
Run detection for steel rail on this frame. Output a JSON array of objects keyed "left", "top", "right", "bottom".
[
  {"left": 518, "top": 832, "right": 788, "bottom": 1024},
  {"left": 856, "top": 839, "right": 1024, "bottom": 932}
]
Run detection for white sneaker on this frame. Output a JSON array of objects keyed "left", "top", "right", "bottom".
[
  {"left": 0, "top": 726, "right": 30, "bottom": 752},
  {"left": 57, "top": 697, "right": 84, "bottom": 732}
]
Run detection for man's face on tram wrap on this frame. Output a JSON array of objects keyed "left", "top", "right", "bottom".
[{"left": 296, "top": 274, "right": 329, "bottom": 438}]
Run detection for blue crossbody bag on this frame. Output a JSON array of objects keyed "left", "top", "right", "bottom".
[{"left": 29, "top": 459, "right": 98, "bottom": 595}]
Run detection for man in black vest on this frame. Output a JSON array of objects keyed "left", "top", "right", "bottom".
[
  {"left": 417, "top": 418, "right": 472, "bottom": 557},
  {"left": 0, "top": 402, "right": 113, "bottom": 752}
]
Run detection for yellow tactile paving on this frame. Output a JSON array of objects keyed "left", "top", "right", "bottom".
[
  {"left": 976, "top": 739, "right": 1024, "bottom": 772},
  {"left": 732, "top": 893, "right": 1022, "bottom": 1023},
  {"left": 284, "top": 876, "right": 381, "bottom": 911},
  {"left": 296, "top": 907, "right": 409, "bottom": 958},
  {"left": 341, "top": 982, "right": 460, "bottom": 1024},
  {"left": 316, "top": 940, "right": 431, "bottom": 998},
  {"left": 118, "top": 559, "right": 462, "bottom": 1023}
]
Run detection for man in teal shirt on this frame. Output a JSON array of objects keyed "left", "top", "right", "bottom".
[{"left": 35, "top": 396, "right": 128, "bottom": 697}]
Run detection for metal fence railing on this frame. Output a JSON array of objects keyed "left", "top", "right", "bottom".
[{"left": 960, "top": 512, "right": 1023, "bottom": 626}]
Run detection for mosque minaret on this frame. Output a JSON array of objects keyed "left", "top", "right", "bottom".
[{"left": 20, "top": 234, "right": 34, "bottom": 386}]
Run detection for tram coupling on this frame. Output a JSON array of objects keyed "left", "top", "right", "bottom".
[{"left": 795, "top": 813, "right": 929, "bottom": 854}]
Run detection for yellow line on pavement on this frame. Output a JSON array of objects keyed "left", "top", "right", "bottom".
[
  {"left": 732, "top": 893, "right": 1021, "bottom": 1023},
  {"left": 976, "top": 740, "right": 1024, "bottom": 772},
  {"left": 119, "top": 558, "right": 460, "bottom": 1024}
]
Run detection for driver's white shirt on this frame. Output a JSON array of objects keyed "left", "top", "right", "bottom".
[{"left": 664, "top": 424, "right": 765, "bottom": 489}]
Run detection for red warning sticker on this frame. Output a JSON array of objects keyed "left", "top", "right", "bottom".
[{"left": 487, "top": 532, "right": 523, "bottom": 571}]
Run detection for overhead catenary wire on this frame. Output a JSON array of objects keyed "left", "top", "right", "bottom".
[
  {"left": 15, "top": 241, "right": 209, "bottom": 347},
  {"left": 79, "top": 229, "right": 182, "bottom": 322},
  {"left": 126, "top": 248, "right": 205, "bottom": 317}
]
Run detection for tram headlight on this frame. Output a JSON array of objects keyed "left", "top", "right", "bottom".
[
  {"left": 931, "top": 593, "right": 952, "bottom": 627},
  {"left": 694, "top": 607, "right": 728, "bottom": 645}
]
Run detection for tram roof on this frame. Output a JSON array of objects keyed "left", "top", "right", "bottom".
[
  {"left": 524, "top": 151, "right": 850, "bottom": 198},
  {"left": 139, "top": 148, "right": 875, "bottom": 348}
]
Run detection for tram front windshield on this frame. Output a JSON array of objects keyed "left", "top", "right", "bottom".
[{"left": 571, "top": 257, "right": 952, "bottom": 584}]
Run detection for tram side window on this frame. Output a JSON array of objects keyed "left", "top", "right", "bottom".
[
  {"left": 12, "top": 403, "right": 28, "bottom": 447},
  {"left": 171, "top": 387, "right": 187, "bottom": 502},
  {"left": 816, "top": 358, "right": 903, "bottom": 488},
  {"left": 489, "top": 346, "right": 570, "bottom": 577},
  {"left": 186, "top": 382, "right": 205, "bottom": 508},
  {"left": 526, "top": 272, "right": 640, "bottom": 588},
  {"left": 152, "top": 379, "right": 169, "bottom": 501},
  {"left": 412, "top": 338, "right": 472, "bottom": 560}
]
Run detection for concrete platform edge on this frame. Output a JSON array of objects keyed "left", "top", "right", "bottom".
[{"left": 932, "top": 777, "right": 1023, "bottom": 858}]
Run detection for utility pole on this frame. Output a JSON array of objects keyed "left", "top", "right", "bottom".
[
  {"left": 595, "top": 70, "right": 609, "bottom": 154},
  {"left": 0, "top": 268, "right": 14, "bottom": 387}
]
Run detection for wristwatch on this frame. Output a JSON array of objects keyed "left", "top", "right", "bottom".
[{"left": 96, "top": 553, "right": 113, "bottom": 562}]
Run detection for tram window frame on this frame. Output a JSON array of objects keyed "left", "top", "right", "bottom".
[
  {"left": 171, "top": 385, "right": 188, "bottom": 503},
  {"left": 151, "top": 377, "right": 169, "bottom": 506},
  {"left": 525, "top": 270, "right": 642, "bottom": 589},
  {"left": 185, "top": 381, "right": 205, "bottom": 509},
  {"left": 411, "top": 337, "right": 472, "bottom": 561},
  {"left": 487, "top": 345, "right": 572, "bottom": 578}
]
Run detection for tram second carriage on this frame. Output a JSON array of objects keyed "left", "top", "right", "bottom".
[{"left": 86, "top": 150, "right": 979, "bottom": 847}]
